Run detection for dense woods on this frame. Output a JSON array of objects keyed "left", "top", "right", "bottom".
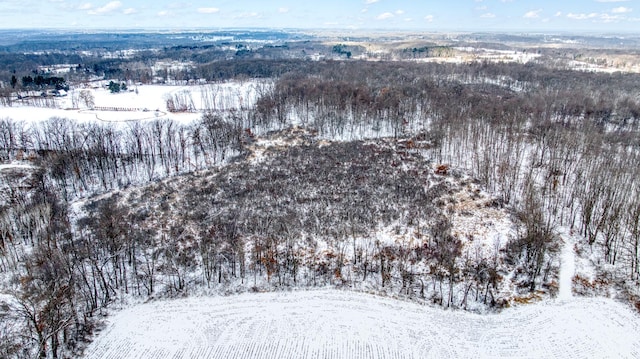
[{"left": 1, "top": 52, "right": 640, "bottom": 358}]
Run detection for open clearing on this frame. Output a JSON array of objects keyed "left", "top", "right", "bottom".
[
  {"left": 2, "top": 80, "right": 265, "bottom": 125},
  {"left": 83, "top": 290, "right": 640, "bottom": 359}
]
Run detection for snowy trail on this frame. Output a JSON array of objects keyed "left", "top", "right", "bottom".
[
  {"left": 558, "top": 235, "right": 576, "bottom": 301},
  {"left": 83, "top": 289, "right": 640, "bottom": 359},
  {"left": 0, "top": 163, "right": 35, "bottom": 170}
]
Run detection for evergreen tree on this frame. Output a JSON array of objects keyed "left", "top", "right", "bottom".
[{"left": 108, "top": 81, "right": 121, "bottom": 93}]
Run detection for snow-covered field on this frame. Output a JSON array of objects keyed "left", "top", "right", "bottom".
[
  {"left": 83, "top": 288, "right": 640, "bottom": 359},
  {"left": 1, "top": 80, "right": 269, "bottom": 125}
]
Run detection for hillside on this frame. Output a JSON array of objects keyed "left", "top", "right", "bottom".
[{"left": 74, "top": 127, "right": 539, "bottom": 310}]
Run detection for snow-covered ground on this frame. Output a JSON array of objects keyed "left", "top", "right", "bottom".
[
  {"left": 0, "top": 163, "right": 34, "bottom": 171},
  {"left": 558, "top": 232, "right": 576, "bottom": 301},
  {"left": 452, "top": 47, "right": 541, "bottom": 64},
  {"left": 83, "top": 288, "right": 640, "bottom": 359},
  {"left": 1, "top": 80, "right": 269, "bottom": 125}
]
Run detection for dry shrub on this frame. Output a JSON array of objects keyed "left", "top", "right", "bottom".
[
  {"left": 511, "top": 290, "right": 545, "bottom": 305},
  {"left": 573, "top": 274, "right": 610, "bottom": 296}
]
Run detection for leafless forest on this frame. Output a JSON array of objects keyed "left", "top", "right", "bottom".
[{"left": 1, "top": 32, "right": 640, "bottom": 358}]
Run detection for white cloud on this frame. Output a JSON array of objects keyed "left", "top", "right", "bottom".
[
  {"left": 365, "top": 0, "right": 380, "bottom": 4},
  {"left": 555, "top": 11, "right": 562, "bottom": 17},
  {"left": 122, "top": 7, "right": 136, "bottom": 15},
  {"left": 424, "top": 15, "right": 434, "bottom": 22},
  {"left": 480, "top": 13, "right": 496, "bottom": 18},
  {"left": 79, "top": 2, "right": 92, "bottom": 10},
  {"left": 565, "top": 11, "right": 630, "bottom": 22},
  {"left": 234, "top": 12, "right": 261, "bottom": 19},
  {"left": 376, "top": 12, "right": 394, "bottom": 20},
  {"left": 395, "top": 10, "right": 404, "bottom": 15},
  {"left": 600, "top": 13, "right": 623, "bottom": 21},
  {"left": 157, "top": 10, "right": 169, "bottom": 16},
  {"left": 476, "top": 5, "right": 487, "bottom": 11},
  {"left": 524, "top": 9, "right": 542, "bottom": 18},
  {"left": 278, "top": 7, "right": 289, "bottom": 13},
  {"left": 612, "top": 6, "right": 632, "bottom": 13},
  {"left": 198, "top": 7, "right": 220, "bottom": 14},
  {"left": 567, "top": 12, "right": 599, "bottom": 20},
  {"left": 88, "top": 1, "right": 121, "bottom": 15}
]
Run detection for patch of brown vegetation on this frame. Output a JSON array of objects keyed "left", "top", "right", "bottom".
[
  {"left": 435, "top": 164, "right": 449, "bottom": 175},
  {"left": 510, "top": 290, "right": 545, "bottom": 305},
  {"left": 573, "top": 274, "right": 610, "bottom": 296}
]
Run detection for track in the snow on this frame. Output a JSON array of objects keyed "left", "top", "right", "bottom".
[{"left": 83, "top": 290, "right": 640, "bottom": 359}]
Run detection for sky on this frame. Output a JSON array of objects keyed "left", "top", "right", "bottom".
[{"left": 0, "top": 0, "right": 639, "bottom": 33}]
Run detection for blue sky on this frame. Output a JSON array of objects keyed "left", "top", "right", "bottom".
[{"left": 1, "top": 0, "right": 638, "bottom": 32}]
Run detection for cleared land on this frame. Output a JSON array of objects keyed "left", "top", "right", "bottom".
[
  {"left": 2, "top": 80, "right": 265, "bottom": 125},
  {"left": 83, "top": 290, "right": 640, "bottom": 359}
]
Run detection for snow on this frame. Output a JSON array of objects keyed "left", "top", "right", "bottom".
[
  {"left": 558, "top": 233, "right": 576, "bottom": 301},
  {"left": 1, "top": 106, "right": 197, "bottom": 124},
  {"left": 1, "top": 80, "right": 268, "bottom": 126},
  {"left": 447, "top": 181, "right": 516, "bottom": 257},
  {"left": 38, "top": 64, "right": 78, "bottom": 74},
  {"left": 0, "top": 163, "right": 34, "bottom": 171},
  {"left": 453, "top": 47, "right": 541, "bottom": 64},
  {"left": 83, "top": 289, "right": 640, "bottom": 359},
  {"left": 566, "top": 60, "right": 640, "bottom": 74}
]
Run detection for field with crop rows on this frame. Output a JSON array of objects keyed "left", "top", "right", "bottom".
[{"left": 83, "top": 289, "right": 640, "bottom": 359}]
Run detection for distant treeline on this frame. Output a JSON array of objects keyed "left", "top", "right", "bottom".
[{"left": 20, "top": 75, "right": 67, "bottom": 89}]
